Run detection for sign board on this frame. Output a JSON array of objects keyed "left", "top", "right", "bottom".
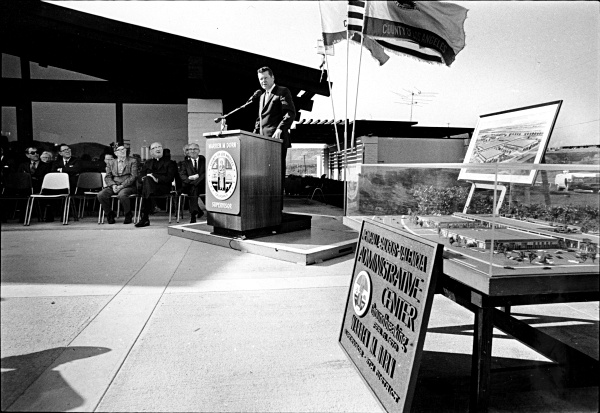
[
  {"left": 339, "top": 219, "right": 442, "bottom": 412},
  {"left": 205, "top": 136, "right": 241, "bottom": 215}
]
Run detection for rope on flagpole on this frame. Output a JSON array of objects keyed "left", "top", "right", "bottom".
[
  {"left": 325, "top": 54, "right": 341, "bottom": 153},
  {"left": 317, "top": 3, "right": 341, "bottom": 154}
]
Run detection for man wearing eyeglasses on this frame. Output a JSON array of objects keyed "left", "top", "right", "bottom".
[
  {"left": 135, "top": 142, "right": 177, "bottom": 227},
  {"left": 17, "top": 146, "right": 52, "bottom": 193},
  {"left": 51, "top": 144, "right": 81, "bottom": 193},
  {"left": 178, "top": 143, "right": 206, "bottom": 223},
  {"left": 98, "top": 145, "right": 138, "bottom": 224}
]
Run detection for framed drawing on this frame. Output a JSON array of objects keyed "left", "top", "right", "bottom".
[{"left": 458, "top": 100, "right": 562, "bottom": 185}]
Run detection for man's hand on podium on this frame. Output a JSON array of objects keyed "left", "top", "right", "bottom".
[
  {"left": 273, "top": 129, "right": 283, "bottom": 140},
  {"left": 189, "top": 174, "right": 199, "bottom": 181}
]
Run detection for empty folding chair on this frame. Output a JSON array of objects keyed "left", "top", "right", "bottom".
[
  {"left": 24, "top": 172, "right": 72, "bottom": 225},
  {"left": 72, "top": 172, "right": 104, "bottom": 218}
]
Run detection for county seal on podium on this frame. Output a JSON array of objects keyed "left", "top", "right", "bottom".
[{"left": 205, "top": 136, "right": 241, "bottom": 215}]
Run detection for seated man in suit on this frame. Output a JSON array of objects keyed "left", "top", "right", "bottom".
[
  {"left": 178, "top": 143, "right": 206, "bottom": 223},
  {"left": 51, "top": 143, "right": 81, "bottom": 193},
  {"left": 7, "top": 146, "right": 51, "bottom": 222},
  {"left": 17, "top": 146, "right": 52, "bottom": 193},
  {"left": 97, "top": 144, "right": 138, "bottom": 224},
  {"left": 135, "top": 142, "right": 177, "bottom": 227}
]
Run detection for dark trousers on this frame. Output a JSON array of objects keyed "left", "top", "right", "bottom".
[
  {"left": 182, "top": 183, "right": 205, "bottom": 215},
  {"left": 140, "top": 178, "right": 171, "bottom": 215},
  {"left": 97, "top": 186, "right": 137, "bottom": 215}
]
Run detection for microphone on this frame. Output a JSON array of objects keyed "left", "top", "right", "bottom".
[
  {"left": 247, "top": 89, "right": 263, "bottom": 103},
  {"left": 213, "top": 90, "right": 263, "bottom": 123}
]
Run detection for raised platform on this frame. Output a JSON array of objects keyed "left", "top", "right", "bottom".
[
  {"left": 211, "top": 213, "right": 312, "bottom": 238},
  {"left": 169, "top": 214, "right": 358, "bottom": 265}
]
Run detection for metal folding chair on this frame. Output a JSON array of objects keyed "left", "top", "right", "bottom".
[
  {"left": 72, "top": 172, "right": 104, "bottom": 218},
  {"left": 24, "top": 172, "right": 72, "bottom": 225},
  {"left": 176, "top": 191, "right": 206, "bottom": 223},
  {"left": 1, "top": 172, "right": 34, "bottom": 220},
  {"left": 136, "top": 180, "right": 177, "bottom": 224},
  {"left": 99, "top": 194, "right": 140, "bottom": 224}
]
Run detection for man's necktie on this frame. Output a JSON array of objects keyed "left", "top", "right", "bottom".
[
  {"left": 193, "top": 159, "right": 197, "bottom": 173},
  {"left": 31, "top": 162, "right": 36, "bottom": 174}
]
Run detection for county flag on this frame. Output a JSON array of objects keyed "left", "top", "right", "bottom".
[
  {"left": 364, "top": 1, "right": 468, "bottom": 66},
  {"left": 319, "top": 0, "right": 390, "bottom": 65}
]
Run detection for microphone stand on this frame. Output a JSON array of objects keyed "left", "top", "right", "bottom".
[{"left": 214, "top": 98, "right": 255, "bottom": 134}]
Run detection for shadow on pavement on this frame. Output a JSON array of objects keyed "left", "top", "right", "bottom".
[
  {"left": 413, "top": 350, "right": 599, "bottom": 412},
  {"left": 1, "top": 346, "right": 111, "bottom": 411}
]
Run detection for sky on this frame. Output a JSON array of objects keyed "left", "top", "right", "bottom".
[{"left": 53, "top": 1, "right": 599, "bottom": 148}]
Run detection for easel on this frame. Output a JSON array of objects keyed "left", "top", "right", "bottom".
[
  {"left": 463, "top": 157, "right": 553, "bottom": 215},
  {"left": 463, "top": 182, "right": 507, "bottom": 215}
]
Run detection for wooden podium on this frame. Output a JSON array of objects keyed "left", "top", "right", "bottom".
[{"left": 204, "top": 129, "right": 286, "bottom": 236}]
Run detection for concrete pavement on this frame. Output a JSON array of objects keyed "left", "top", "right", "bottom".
[{"left": 1, "top": 204, "right": 598, "bottom": 412}]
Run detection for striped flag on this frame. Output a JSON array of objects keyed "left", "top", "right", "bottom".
[
  {"left": 319, "top": 0, "right": 390, "bottom": 65},
  {"left": 364, "top": 1, "right": 468, "bottom": 66}
]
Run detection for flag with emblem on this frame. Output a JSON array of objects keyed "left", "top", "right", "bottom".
[
  {"left": 364, "top": 1, "right": 468, "bottom": 66},
  {"left": 319, "top": 0, "right": 390, "bottom": 66}
]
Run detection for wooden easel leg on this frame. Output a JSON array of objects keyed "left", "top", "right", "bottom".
[{"left": 470, "top": 307, "right": 493, "bottom": 413}]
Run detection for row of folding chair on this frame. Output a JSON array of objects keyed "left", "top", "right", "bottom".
[
  {"left": 4, "top": 171, "right": 198, "bottom": 226},
  {"left": 99, "top": 179, "right": 180, "bottom": 224}
]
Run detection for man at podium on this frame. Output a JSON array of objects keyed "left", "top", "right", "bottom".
[{"left": 253, "top": 66, "right": 296, "bottom": 191}]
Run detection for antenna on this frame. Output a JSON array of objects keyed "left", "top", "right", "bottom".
[{"left": 392, "top": 87, "right": 438, "bottom": 121}]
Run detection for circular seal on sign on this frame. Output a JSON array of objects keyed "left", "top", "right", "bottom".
[
  {"left": 352, "top": 270, "right": 372, "bottom": 317},
  {"left": 207, "top": 150, "right": 238, "bottom": 201}
]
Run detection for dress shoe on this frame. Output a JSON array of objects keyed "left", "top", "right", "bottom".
[
  {"left": 107, "top": 212, "right": 116, "bottom": 224},
  {"left": 135, "top": 217, "right": 150, "bottom": 228},
  {"left": 123, "top": 212, "right": 133, "bottom": 225}
]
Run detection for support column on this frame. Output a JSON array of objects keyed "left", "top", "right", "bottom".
[
  {"left": 116, "top": 101, "right": 123, "bottom": 145},
  {"left": 17, "top": 57, "right": 33, "bottom": 145},
  {"left": 361, "top": 135, "right": 379, "bottom": 164}
]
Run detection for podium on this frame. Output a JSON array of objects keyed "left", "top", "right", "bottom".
[{"left": 204, "top": 130, "right": 283, "bottom": 235}]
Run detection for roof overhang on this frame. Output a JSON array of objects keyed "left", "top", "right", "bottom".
[
  {"left": 292, "top": 120, "right": 473, "bottom": 146},
  {"left": 1, "top": 1, "right": 329, "bottom": 129}
]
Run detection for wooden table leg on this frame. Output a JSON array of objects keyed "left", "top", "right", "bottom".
[{"left": 470, "top": 306, "right": 493, "bottom": 413}]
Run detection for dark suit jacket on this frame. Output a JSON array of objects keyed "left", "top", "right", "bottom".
[
  {"left": 105, "top": 157, "right": 138, "bottom": 188},
  {"left": 51, "top": 157, "right": 82, "bottom": 176},
  {"left": 254, "top": 85, "right": 296, "bottom": 149},
  {"left": 139, "top": 156, "right": 177, "bottom": 192},
  {"left": 17, "top": 160, "right": 52, "bottom": 191},
  {"left": 179, "top": 156, "right": 206, "bottom": 192}
]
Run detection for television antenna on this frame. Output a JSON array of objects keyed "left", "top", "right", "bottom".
[{"left": 392, "top": 87, "right": 438, "bottom": 121}]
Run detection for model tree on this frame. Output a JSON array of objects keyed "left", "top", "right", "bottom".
[{"left": 528, "top": 251, "right": 537, "bottom": 263}]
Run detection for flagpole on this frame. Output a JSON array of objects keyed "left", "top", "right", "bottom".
[
  {"left": 344, "top": 8, "right": 350, "bottom": 183},
  {"left": 324, "top": 55, "right": 341, "bottom": 153},
  {"left": 350, "top": 1, "right": 368, "bottom": 151}
]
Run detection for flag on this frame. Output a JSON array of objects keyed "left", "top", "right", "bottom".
[
  {"left": 364, "top": 1, "right": 468, "bottom": 66},
  {"left": 319, "top": 0, "right": 390, "bottom": 66}
]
